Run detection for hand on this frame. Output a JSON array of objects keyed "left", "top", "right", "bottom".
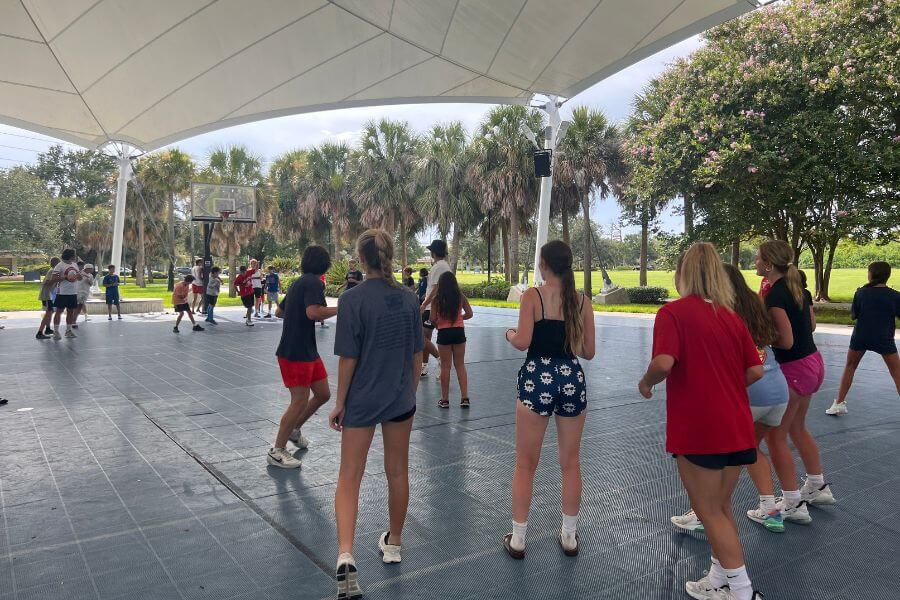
[
  {"left": 505, "top": 328, "right": 516, "bottom": 342},
  {"left": 638, "top": 377, "right": 653, "bottom": 399},
  {"left": 328, "top": 405, "right": 345, "bottom": 432}
]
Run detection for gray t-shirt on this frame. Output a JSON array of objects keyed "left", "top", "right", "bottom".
[{"left": 334, "top": 278, "right": 423, "bottom": 427}]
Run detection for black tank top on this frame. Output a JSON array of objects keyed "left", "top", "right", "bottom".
[{"left": 526, "top": 289, "right": 584, "bottom": 359}]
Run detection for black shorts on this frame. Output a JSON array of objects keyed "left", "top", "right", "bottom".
[
  {"left": 436, "top": 327, "right": 466, "bottom": 345},
  {"left": 54, "top": 294, "right": 78, "bottom": 310},
  {"left": 241, "top": 295, "right": 254, "bottom": 309},
  {"left": 174, "top": 303, "right": 190, "bottom": 313},
  {"left": 674, "top": 448, "right": 757, "bottom": 470},
  {"left": 388, "top": 406, "right": 417, "bottom": 423},
  {"left": 253, "top": 288, "right": 264, "bottom": 298},
  {"left": 422, "top": 310, "right": 434, "bottom": 329},
  {"left": 849, "top": 335, "right": 897, "bottom": 356},
  {"left": 205, "top": 294, "right": 218, "bottom": 307}
]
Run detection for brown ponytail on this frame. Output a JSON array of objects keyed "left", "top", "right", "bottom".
[
  {"left": 357, "top": 229, "right": 398, "bottom": 287},
  {"left": 759, "top": 240, "right": 803, "bottom": 307},
  {"left": 540, "top": 240, "right": 584, "bottom": 356},
  {"left": 723, "top": 264, "right": 777, "bottom": 347}
]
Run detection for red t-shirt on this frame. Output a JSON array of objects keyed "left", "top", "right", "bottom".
[
  {"left": 234, "top": 269, "right": 256, "bottom": 297},
  {"left": 759, "top": 277, "right": 772, "bottom": 298},
  {"left": 652, "top": 295, "right": 760, "bottom": 455}
]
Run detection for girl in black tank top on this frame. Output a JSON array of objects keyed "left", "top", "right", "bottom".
[{"left": 502, "top": 241, "right": 596, "bottom": 561}]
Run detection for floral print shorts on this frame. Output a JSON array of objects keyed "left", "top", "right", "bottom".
[{"left": 516, "top": 356, "right": 587, "bottom": 417}]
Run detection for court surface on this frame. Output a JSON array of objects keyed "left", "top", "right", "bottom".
[{"left": 0, "top": 307, "right": 898, "bottom": 600}]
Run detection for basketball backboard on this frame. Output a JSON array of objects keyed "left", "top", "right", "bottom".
[{"left": 190, "top": 182, "right": 256, "bottom": 222}]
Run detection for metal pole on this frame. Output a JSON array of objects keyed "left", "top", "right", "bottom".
[
  {"left": 532, "top": 96, "right": 560, "bottom": 286},
  {"left": 110, "top": 148, "right": 131, "bottom": 270},
  {"left": 201, "top": 222, "right": 213, "bottom": 313}
]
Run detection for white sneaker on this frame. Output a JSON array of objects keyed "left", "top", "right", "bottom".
[
  {"left": 266, "top": 447, "right": 302, "bottom": 469},
  {"left": 378, "top": 531, "right": 401, "bottom": 564},
  {"left": 697, "top": 587, "right": 764, "bottom": 600},
  {"left": 336, "top": 553, "right": 362, "bottom": 599},
  {"left": 685, "top": 575, "right": 717, "bottom": 599},
  {"left": 801, "top": 480, "right": 836, "bottom": 505},
  {"left": 775, "top": 498, "right": 812, "bottom": 524},
  {"left": 825, "top": 400, "right": 848, "bottom": 416},
  {"left": 288, "top": 428, "right": 309, "bottom": 449},
  {"left": 245, "top": 319, "right": 254, "bottom": 327},
  {"left": 671, "top": 509, "right": 705, "bottom": 533},
  {"left": 64, "top": 329, "right": 76, "bottom": 338},
  {"left": 420, "top": 365, "right": 428, "bottom": 378},
  {"left": 53, "top": 330, "right": 62, "bottom": 340}
]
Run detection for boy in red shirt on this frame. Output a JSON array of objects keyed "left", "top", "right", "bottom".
[
  {"left": 234, "top": 265, "right": 256, "bottom": 327},
  {"left": 173, "top": 275, "right": 204, "bottom": 333}
]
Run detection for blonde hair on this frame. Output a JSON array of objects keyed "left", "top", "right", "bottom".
[
  {"left": 356, "top": 229, "right": 398, "bottom": 287},
  {"left": 758, "top": 240, "right": 803, "bottom": 307},
  {"left": 675, "top": 242, "right": 734, "bottom": 309}
]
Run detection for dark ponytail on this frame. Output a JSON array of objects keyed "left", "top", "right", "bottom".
[
  {"left": 540, "top": 240, "right": 584, "bottom": 356},
  {"left": 864, "top": 261, "right": 891, "bottom": 287}
]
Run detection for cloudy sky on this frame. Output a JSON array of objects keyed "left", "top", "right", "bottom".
[{"left": 0, "top": 36, "right": 702, "bottom": 235}]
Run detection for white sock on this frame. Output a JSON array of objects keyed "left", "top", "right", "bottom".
[
  {"left": 783, "top": 489, "right": 801, "bottom": 506},
  {"left": 806, "top": 473, "right": 825, "bottom": 487},
  {"left": 709, "top": 556, "right": 726, "bottom": 588},
  {"left": 759, "top": 495, "right": 776, "bottom": 513},
  {"left": 723, "top": 565, "right": 753, "bottom": 600},
  {"left": 510, "top": 520, "right": 527, "bottom": 550},
  {"left": 561, "top": 513, "right": 578, "bottom": 547}
]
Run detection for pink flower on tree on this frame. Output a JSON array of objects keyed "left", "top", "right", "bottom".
[{"left": 748, "top": 166, "right": 759, "bottom": 173}]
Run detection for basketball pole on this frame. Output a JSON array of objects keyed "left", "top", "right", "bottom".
[{"left": 201, "top": 221, "right": 214, "bottom": 314}]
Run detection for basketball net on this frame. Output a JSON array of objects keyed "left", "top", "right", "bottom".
[{"left": 219, "top": 210, "right": 235, "bottom": 234}]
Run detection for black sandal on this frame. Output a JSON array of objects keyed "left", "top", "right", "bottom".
[
  {"left": 504, "top": 533, "right": 525, "bottom": 560},
  {"left": 460, "top": 398, "right": 470, "bottom": 409},
  {"left": 438, "top": 398, "right": 449, "bottom": 409},
  {"left": 0, "top": 398, "right": 8, "bottom": 406}
]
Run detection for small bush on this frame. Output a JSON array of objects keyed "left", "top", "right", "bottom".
[
  {"left": 0, "top": 267, "right": 10, "bottom": 276},
  {"left": 326, "top": 260, "right": 349, "bottom": 286},
  {"left": 460, "top": 276, "right": 512, "bottom": 300},
  {"left": 22, "top": 263, "right": 51, "bottom": 275},
  {"left": 325, "top": 283, "right": 343, "bottom": 297},
  {"left": 626, "top": 286, "right": 669, "bottom": 304},
  {"left": 267, "top": 256, "right": 297, "bottom": 274}
]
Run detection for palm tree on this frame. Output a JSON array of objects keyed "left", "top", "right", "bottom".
[
  {"left": 202, "top": 145, "right": 268, "bottom": 296},
  {"left": 352, "top": 118, "right": 418, "bottom": 266},
  {"left": 556, "top": 106, "right": 626, "bottom": 296},
  {"left": 268, "top": 149, "right": 308, "bottom": 241},
  {"left": 297, "top": 142, "right": 351, "bottom": 259},
  {"left": 469, "top": 105, "right": 543, "bottom": 283},
  {"left": 76, "top": 205, "right": 111, "bottom": 265},
  {"left": 142, "top": 149, "right": 195, "bottom": 291},
  {"left": 125, "top": 157, "right": 167, "bottom": 287}
]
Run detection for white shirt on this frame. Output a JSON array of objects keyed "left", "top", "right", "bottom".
[
  {"left": 424, "top": 259, "right": 451, "bottom": 308},
  {"left": 191, "top": 265, "right": 203, "bottom": 283},
  {"left": 251, "top": 268, "right": 263, "bottom": 288},
  {"left": 53, "top": 261, "right": 81, "bottom": 295},
  {"left": 77, "top": 272, "right": 94, "bottom": 296}
]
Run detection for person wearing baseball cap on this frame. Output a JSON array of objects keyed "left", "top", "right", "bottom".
[{"left": 419, "top": 239, "right": 451, "bottom": 377}]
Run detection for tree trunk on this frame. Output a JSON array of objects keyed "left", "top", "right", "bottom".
[
  {"left": 510, "top": 210, "right": 520, "bottom": 285},
  {"left": 136, "top": 218, "right": 146, "bottom": 287},
  {"left": 501, "top": 223, "right": 511, "bottom": 282},
  {"left": 450, "top": 225, "right": 463, "bottom": 272},
  {"left": 809, "top": 243, "right": 824, "bottom": 301},
  {"left": 581, "top": 193, "right": 593, "bottom": 297},
  {"left": 228, "top": 249, "right": 237, "bottom": 297},
  {"left": 561, "top": 203, "right": 570, "bottom": 246},
  {"left": 683, "top": 194, "right": 694, "bottom": 238},
  {"left": 639, "top": 214, "right": 649, "bottom": 287},
  {"left": 821, "top": 238, "right": 838, "bottom": 302},
  {"left": 731, "top": 239, "right": 740, "bottom": 267},
  {"left": 400, "top": 219, "right": 408, "bottom": 268},
  {"left": 332, "top": 219, "right": 341, "bottom": 261},
  {"left": 167, "top": 193, "right": 176, "bottom": 292}
]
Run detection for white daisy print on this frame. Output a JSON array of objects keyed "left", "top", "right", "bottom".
[
  {"left": 521, "top": 399, "right": 534, "bottom": 409},
  {"left": 559, "top": 364, "right": 572, "bottom": 377},
  {"left": 563, "top": 383, "right": 576, "bottom": 396},
  {"left": 539, "top": 411, "right": 550, "bottom": 416},
  {"left": 526, "top": 361, "right": 536, "bottom": 373},
  {"left": 523, "top": 379, "right": 536, "bottom": 393},
  {"left": 580, "top": 390, "right": 587, "bottom": 401},
  {"left": 541, "top": 357, "right": 552, "bottom": 365},
  {"left": 576, "top": 371, "right": 584, "bottom": 383},
  {"left": 540, "top": 372, "right": 553, "bottom": 385},
  {"left": 562, "top": 402, "right": 576, "bottom": 413},
  {"left": 539, "top": 392, "right": 553, "bottom": 405}
]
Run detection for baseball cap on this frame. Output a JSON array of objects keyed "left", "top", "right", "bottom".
[
  {"left": 426, "top": 239, "right": 448, "bottom": 257},
  {"left": 83, "top": 263, "right": 94, "bottom": 271}
]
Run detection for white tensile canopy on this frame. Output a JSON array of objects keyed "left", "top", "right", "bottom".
[{"left": 0, "top": 0, "right": 762, "bottom": 273}]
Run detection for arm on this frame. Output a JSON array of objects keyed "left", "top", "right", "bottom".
[
  {"left": 638, "top": 355, "right": 675, "bottom": 398},
  {"left": 275, "top": 302, "right": 285, "bottom": 319},
  {"left": 328, "top": 357, "right": 358, "bottom": 431},
  {"left": 421, "top": 286, "right": 437, "bottom": 312},
  {"left": 808, "top": 304, "right": 817, "bottom": 332},
  {"left": 579, "top": 294, "right": 596, "bottom": 360},
  {"left": 411, "top": 351, "right": 423, "bottom": 395},
  {"left": 307, "top": 304, "right": 338, "bottom": 320},
  {"left": 461, "top": 295, "right": 473, "bottom": 320},
  {"left": 746, "top": 364, "right": 764, "bottom": 386},
  {"left": 505, "top": 289, "right": 537, "bottom": 351},
  {"left": 768, "top": 307, "right": 794, "bottom": 350}
]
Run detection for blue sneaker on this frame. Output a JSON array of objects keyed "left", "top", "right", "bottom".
[{"left": 746, "top": 507, "right": 785, "bottom": 532}]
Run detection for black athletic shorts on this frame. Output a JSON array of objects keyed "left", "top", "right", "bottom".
[
  {"left": 849, "top": 335, "right": 897, "bottom": 356},
  {"left": 240, "top": 294, "right": 254, "bottom": 309},
  {"left": 205, "top": 294, "right": 218, "bottom": 307},
  {"left": 436, "top": 327, "right": 466, "bottom": 345},
  {"left": 389, "top": 406, "right": 417, "bottom": 423},
  {"left": 422, "top": 310, "right": 434, "bottom": 329},
  {"left": 253, "top": 288, "right": 264, "bottom": 298},
  {"left": 174, "top": 303, "right": 190, "bottom": 313},
  {"left": 674, "top": 448, "right": 757, "bottom": 470},
  {"left": 54, "top": 294, "right": 78, "bottom": 310}
]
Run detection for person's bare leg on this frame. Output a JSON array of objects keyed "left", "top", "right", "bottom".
[
  {"left": 746, "top": 423, "right": 775, "bottom": 496},
  {"left": 292, "top": 378, "right": 330, "bottom": 430},
  {"left": 38, "top": 306, "right": 53, "bottom": 334},
  {"left": 421, "top": 326, "right": 434, "bottom": 368},
  {"left": 275, "top": 386, "right": 310, "bottom": 448},
  {"left": 511, "top": 403, "right": 550, "bottom": 523},
  {"left": 452, "top": 343, "right": 468, "bottom": 398},
  {"left": 438, "top": 344, "right": 452, "bottom": 401},
  {"left": 883, "top": 353, "right": 900, "bottom": 395},
  {"left": 175, "top": 313, "right": 183, "bottom": 328},
  {"left": 382, "top": 416, "right": 414, "bottom": 545},
  {"left": 555, "top": 411, "right": 587, "bottom": 517},
  {"left": 186, "top": 309, "right": 197, "bottom": 325},
  {"left": 836, "top": 349, "right": 864, "bottom": 404},
  {"left": 787, "top": 392, "right": 822, "bottom": 476},
  {"left": 66, "top": 307, "right": 76, "bottom": 328},
  {"left": 766, "top": 396, "right": 802, "bottom": 491},
  {"left": 335, "top": 426, "right": 376, "bottom": 555},
  {"left": 677, "top": 458, "right": 744, "bottom": 569}
]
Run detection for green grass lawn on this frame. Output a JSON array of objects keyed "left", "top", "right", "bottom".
[{"left": 0, "top": 281, "right": 248, "bottom": 311}]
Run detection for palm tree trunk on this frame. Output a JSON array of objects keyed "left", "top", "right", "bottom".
[
  {"left": 136, "top": 218, "right": 146, "bottom": 287},
  {"left": 731, "top": 239, "right": 740, "bottom": 267},
  {"left": 332, "top": 219, "right": 341, "bottom": 260},
  {"left": 561, "top": 203, "right": 570, "bottom": 246},
  {"left": 582, "top": 193, "right": 593, "bottom": 297},
  {"left": 167, "top": 193, "right": 176, "bottom": 292},
  {"left": 450, "top": 225, "right": 463, "bottom": 272},
  {"left": 510, "top": 210, "right": 520, "bottom": 285},
  {"left": 400, "top": 219, "right": 409, "bottom": 268},
  {"left": 639, "top": 214, "right": 648, "bottom": 287},
  {"left": 501, "top": 223, "right": 511, "bottom": 283}
]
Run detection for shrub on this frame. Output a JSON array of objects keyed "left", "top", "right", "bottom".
[
  {"left": 326, "top": 260, "right": 349, "bottom": 286},
  {"left": 460, "top": 276, "right": 512, "bottom": 300},
  {"left": 626, "top": 286, "right": 669, "bottom": 304},
  {"left": 267, "top": 256, "right": 297, "bottom": 274},
  {"left": 22, "top": 263, "right": 51, "bottom": 275},
  {"left": 0, "top": 267, "right": 10, "bottom": 276},
  {"left": 325, "top": 283, "right": 343, "bottom": 297}
]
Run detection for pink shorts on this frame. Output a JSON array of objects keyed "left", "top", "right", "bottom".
[{"left": 779, "top": 351, "right": 825, "bottom": 396}]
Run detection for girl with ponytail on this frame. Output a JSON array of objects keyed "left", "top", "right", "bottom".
[
  {"left": 503, "top": 240, "right": 595, "bottom": 560},
  {"left": 330, "top": 229, "right": 423, "bottom": 599},
  {"left": 431, "top": 271, "right": 473, "bottom": 409},
  {"left": 755, "top": 240, "right": 834, "bottom": 524}
]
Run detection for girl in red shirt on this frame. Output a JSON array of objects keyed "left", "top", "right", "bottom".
[
  {"left": 430, "top": 271, "right": 473, "bottom": 408},
  {"left": 638, "top": 242, "right": 764, "bottom": 600}
]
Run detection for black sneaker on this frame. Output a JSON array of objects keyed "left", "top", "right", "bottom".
[
  {"left": 45, "top": 328, "right": 54, "bottom": 335},
  {"left": 36, "top": 333, "right": 50, "bottom": 340},
  {"left": 192, "top": 324, "right": 204, "bottom": 331},
  {"left": 72, "top": 324, "right": 79, "bottom": 329},
  {"left": 173, "top": 327, "right": 179, "bottom": 333}
]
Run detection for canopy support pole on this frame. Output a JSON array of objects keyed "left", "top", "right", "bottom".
[
  {"left": 532, "top": 95, "right": 561, "bottom": 286},
  {"left": 110, "top": 147, "right": 132, "bottom": 271}
]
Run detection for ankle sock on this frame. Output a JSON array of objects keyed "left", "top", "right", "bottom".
[
  {"left": 806, "top": 473, "right": 825, "bottom": 487},
  {"left": 783, "top": 489, "right": 801, "bottom": 505},
  {"left": 510, "top": 520, "right": 527, "bottom": 550},
  {"left": 561, "top": 513, "right": 578, "bottom": 546},
  {"left": 709, "top": 556, "right": 726, "bottom": 588},
  {"left": 723, "top": 565, "right": 752, "bottom": 600},
  {"left": 759, "top": 495, "right": 776, "bottom": 513}
]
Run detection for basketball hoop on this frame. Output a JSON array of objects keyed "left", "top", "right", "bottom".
[{"left": 219, "top": 210, "right": 236, "bottom": 233}]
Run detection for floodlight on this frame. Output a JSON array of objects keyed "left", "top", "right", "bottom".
[
  {"left": 556, "top": 121, "right": 571, "bottom": 146},
  {"left": 519, "top": 124, "right": 539, "bottom": 149}
]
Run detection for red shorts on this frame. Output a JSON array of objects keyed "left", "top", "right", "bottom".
[
  {"left": 191, "top": 284, "right": 204, "bottom": 294},
  {"left": 278, "top": 357, "right": 328, "bottom": 388}
]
